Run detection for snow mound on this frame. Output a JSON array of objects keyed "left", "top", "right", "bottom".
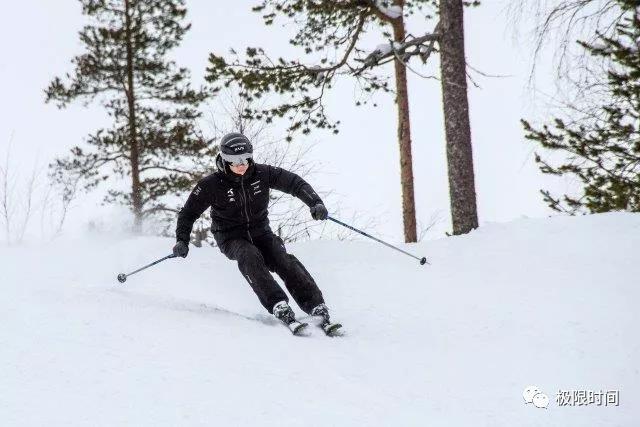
[{"left": 1, "top": 213, "right": 639, "bottom": 426}]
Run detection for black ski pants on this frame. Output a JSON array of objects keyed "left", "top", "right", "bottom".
[{"left": 218, "top": 232, "right": 324, "bottom": 314}]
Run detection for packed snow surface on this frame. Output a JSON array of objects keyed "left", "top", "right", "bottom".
[{"left": 1, "top": 213, "right": 639, "bottom": 426}]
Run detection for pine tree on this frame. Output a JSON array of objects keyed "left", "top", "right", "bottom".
[
  {"left": 522, "top": 0, "right": 640, "bottom": 213},
  {"left": 439, "top": 0, "right": 478, "bottom": 234},
  {"left": 45, "top": 0, "right": 213, "bottom": 231}
]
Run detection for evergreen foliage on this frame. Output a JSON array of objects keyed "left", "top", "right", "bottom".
[
  {"left": 522, "top": 0, "right": 640, "bottom": 213},
  {"left": 205, "top": 0, "right": 441, "bottom": 139},
  {"left": 46, "top": 0, "right": 213, "bottom": 228}
]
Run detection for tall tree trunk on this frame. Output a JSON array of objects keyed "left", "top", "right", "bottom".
[
  {"left": 124, "top": 0, "right": 142, "bottom": 232},
  {"left": 439, "top": 0, "right": 478, "bottom": 235},
  {"left": 391, "top": 6, "right": 418, "bottom": 243}
]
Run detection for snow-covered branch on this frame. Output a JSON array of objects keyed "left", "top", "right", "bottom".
[
  {"left": 374, "top": 0, "right": 403, "bottom": 19},
  {"left": 355, "top": 29, "right": 440, "bottom": 73}
]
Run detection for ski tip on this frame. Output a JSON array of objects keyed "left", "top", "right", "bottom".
[
  {"left": 323, "top": 323, "right": 343, "bottom": 336},
  {"left": 291, "top": 322, "right": 309, "bottom": 335}
]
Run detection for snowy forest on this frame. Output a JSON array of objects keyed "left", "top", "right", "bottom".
[{"left": 1, "top": 0, "right": 639, "bottom": 426}]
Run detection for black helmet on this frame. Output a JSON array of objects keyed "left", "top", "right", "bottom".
[{"left": 219, "top": 132, "right": 253, "bottom": 166}]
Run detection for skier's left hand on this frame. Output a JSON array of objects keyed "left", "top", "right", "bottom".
[{"left": 310, "top": 203, "right": 328, "bottom": 220}]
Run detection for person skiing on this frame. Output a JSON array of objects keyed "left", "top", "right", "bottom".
[{"left": 173, "top": 132, "right": 339, "bottom": 334}]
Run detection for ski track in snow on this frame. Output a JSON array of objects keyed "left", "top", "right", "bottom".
[{"left": 1, "top": 213, "right": 639, "bottom": 426}]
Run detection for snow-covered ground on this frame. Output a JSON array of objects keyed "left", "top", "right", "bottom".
[{"left": 1, "top": 213, "right": 639, "bottom": 426}]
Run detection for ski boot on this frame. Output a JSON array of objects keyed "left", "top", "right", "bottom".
[
  {"left": 311, "top": 303, "right": 342, "bottom": 336},
  {"left": 273, "top": 301, "right": 307, "bottom": 335}
]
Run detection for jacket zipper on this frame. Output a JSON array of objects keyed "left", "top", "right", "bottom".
[{"left": 240, "top": 176, "right": 253, "bottom": 244}]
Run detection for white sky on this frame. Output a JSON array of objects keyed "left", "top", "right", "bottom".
[{"left": 0, "top": 0, "right": 572, "bottom": 241}]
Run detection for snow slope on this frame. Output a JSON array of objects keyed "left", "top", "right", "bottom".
[{"left": 1, "top": 213, "right": 639, "bottom": 426}]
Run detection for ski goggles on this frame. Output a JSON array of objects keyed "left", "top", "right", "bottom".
[{"left": 221, "top": 151, "right": 253, "bottom": 166}]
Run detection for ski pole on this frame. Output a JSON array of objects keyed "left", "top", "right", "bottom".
[
  {"left": 327, "top": 216, "right": 428, "bottom": 265},
  {"left": 117, "top": 254, "right": 176, "bottom": 283}
]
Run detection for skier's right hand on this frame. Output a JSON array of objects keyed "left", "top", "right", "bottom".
[{"left": 173, "top": 240, "right": 189, "bottom": 258}]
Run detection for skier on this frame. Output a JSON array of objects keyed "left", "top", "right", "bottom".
[{"left": 173, "top": 132, "right": 339, "bottom": 334}]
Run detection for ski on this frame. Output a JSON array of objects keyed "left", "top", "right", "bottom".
[{"left": 286, "top": 320, "right": 309, "bottom": 335}]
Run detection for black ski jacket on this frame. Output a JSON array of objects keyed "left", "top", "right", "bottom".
[{"left": 176, "top": 158, "right": 323, "bottom": 245}]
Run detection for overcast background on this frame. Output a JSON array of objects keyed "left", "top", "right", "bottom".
[{"left": 0, "top": 0, "right": 572, "bottom": 242}]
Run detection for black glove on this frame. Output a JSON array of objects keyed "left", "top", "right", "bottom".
[
  {"left": 173, "top": 240, "right": 189, "bottom": 258},
  {"left": 310, "top": 202, "right": 328, "bottom": 220}
]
